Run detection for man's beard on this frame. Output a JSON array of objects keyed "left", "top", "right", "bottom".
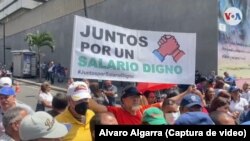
[{"left": 131, "top": 104, "right": 140, "bottom": 111}]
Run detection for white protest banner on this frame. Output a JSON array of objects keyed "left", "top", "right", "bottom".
[
  {"left": 70, "top": 15, "right": 196, "bottom": 84},
  {"left": 218, "top": 2, "right": 250, "bottom": 79}
]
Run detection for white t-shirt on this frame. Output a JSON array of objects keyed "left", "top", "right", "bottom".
[
  {"left": 241, "top": 90, "right": 250, "bottom": 103},
  {"left": 48, "top": 65, "right": 54, "bottom": 72},
  {"left": 229, "top": 98, "right": 249, "bottom": 113},
  {"left": 38, "top": 92, "right": 53, "bottom": 105}
]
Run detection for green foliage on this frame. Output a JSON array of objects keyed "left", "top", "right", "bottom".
[
  {"left": 24, "top": 32, "right": 55, "bottom": 81},
  {"left": 25, "top": 32, "right": 55, "bottom": 52}
]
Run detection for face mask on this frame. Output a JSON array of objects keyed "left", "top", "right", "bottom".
[
  {"left": 165, "top": 112, "right": 180, "bottom": 124},
  {"left": 75, "top": 102, "right": 88, "bottom": 116}
]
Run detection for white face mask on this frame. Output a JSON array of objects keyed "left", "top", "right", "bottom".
[{"left": 165, "top": 112, "right": 180, "bottom": 124}]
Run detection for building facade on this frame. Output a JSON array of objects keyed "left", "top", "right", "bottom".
[{"left": 0, "top": 0, "right": 218, "bottom": 78}]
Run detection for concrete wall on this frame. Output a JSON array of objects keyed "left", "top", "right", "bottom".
[
  {"left": 0, "top": 0, "right": 104, "bottom": 67},
  {"left": 87, "top": 0, "right": 218, "bottom": 75},
  {"left": 0, "top": 0, "right": 218, "bottom": 77},
  {"left": 0, "top": 0, "right": 41, "bottom": 20},
  {"left": 0, "top": 0, "right": 103, "bottom": 36}
]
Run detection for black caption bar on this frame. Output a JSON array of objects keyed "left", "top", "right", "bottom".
[{"left": 95, "top": 125, "right": 250, "bottom": 140}]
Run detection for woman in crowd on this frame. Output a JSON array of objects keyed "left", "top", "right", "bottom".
[
  {"left": 161, "top": 99, "right": 180, "bottom": 124},
  {"left": 209, "top": 96, "right": 230, "bottom": 113},
  {"left": 229, "top": 87, "right": 248, "bottom": 114},
  {"left": 36, "top": 82, "right": 53, "bottom": 111},
  {"left": 204, "top": 87, "right": 216, "bottom": 110},
  {"left": 143, "top": 90, "right": 157, "bottom": 105}
]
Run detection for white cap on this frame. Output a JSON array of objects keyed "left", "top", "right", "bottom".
[
  {"left": 0, "top": 77, "right": 12, "bottom": 87},
  {"left": 67, "top": 81, "right": 91, "bottom": 101},
  {"left": 19, "top": 111, "right": 68, "bottom": 140}
]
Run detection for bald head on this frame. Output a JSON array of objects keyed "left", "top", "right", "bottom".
[
  {"left": 90, "top": 112, "right": 118, "bottom": 140},
  {"left": 210, "top": 111, "right": 235, "bottom": 125},
  {"left": 90, "top": 112, "right": 118, "bottom": 141},
  {"left": 91, "top": 112, "right": 118, "bottom": 126}
]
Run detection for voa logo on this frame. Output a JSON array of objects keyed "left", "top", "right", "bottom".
[{"left": 224, "top": 7, "right": 242, "bottom": 26}]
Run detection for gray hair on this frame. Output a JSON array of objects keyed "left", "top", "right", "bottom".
[{"left": 2, "top": 107, "right": 28, "bottom": 129}]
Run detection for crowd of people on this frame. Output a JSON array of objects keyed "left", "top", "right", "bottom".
[
  {"left": 0, "top": 70, "right": 249, "bottom": 140},
  {"left": 41, "top": 61, "right": 67, "bottom": 84}
]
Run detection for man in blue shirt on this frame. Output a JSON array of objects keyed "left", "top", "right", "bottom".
[{"left": 224, "top": 72, "right": 236, "bottom": 86}]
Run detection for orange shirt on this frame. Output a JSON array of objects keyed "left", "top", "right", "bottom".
[{"left": 107, "top": 103, "right": 161, "bottom": 125}]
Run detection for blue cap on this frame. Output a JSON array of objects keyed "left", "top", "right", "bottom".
[
  {"left": 229, "top": 86, "right": 240, "bottom": 93},
  {"left": 121, "top": 86, "right": 141, "bottom": 99},
  {"left": 180, "top": 94, "right": 202, "bottom": 108},
  {"left": 0, "top": 87, "right": 15, "bottom": 96},
  {"left": 241, "top": 121, "right": 250, "bottom": 125},
  {"left": 174, "top": 112, "right": 214, "bottom": 125}
]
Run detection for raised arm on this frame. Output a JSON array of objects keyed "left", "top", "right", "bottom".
[
  {"left": 88, "top": 99, "right": 108, "bottom": 113},
  {"left": 169, "top": 86, "right": 192, "bottom": 103}
]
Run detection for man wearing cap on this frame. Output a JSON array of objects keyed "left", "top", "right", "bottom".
[
  {"left": 174, "top": 111, "right": 214, "bottom": 125},
  {"left": 0, "top": 77, "right": 21, "bottom": 95},
  {"left": 229, "top": 86, "right": 248, "bottom": 114},
  {"left": 174, "top": 93, "right": 214, "bottom": 125},
  {"left": 88, "top": 86, "right": 164, "bottom": 125},
  {"left": 0, "top": 86, "right": 33, "bottom": 136},
  {"left": 55, "top": 81, "right": 95, "bottom": 141},
  {"left": 0, "top": 77, "right": 12, "bottom": 88},
  {"left": 179, "top": 94, "right": 204, "bottom": 113},
  {"left": 89, "top": 85, "right": 193, "bottom": 125},
  {"left": 179, "top": 88, "right": 209, "bottom": 114},
  {"left": 19, "top": 111, "right": 68, "bottom": 141}
]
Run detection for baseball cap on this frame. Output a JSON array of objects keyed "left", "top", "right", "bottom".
[
  {"left": 19, "top": 111, "right": 68, "bottom": 140},
  {"left": 229, "top": 86, "right": 240, "bottom": 93},
  {"left": 174, "top": 112, "right": 214, "bottom": 125},
  {"left": 0, "top": 86, "right": 15, "bottom": 96},
  {"left": 142, "top": 107, "right": 167, "bottom": 125},
  {"left": 180, "top": 94, "right": 202, "bottom": 108},
  {"left": 121, "top": 86, "right": 141, "bottom": 99},
  {"left": 0, "top": 77, "right": 12, "bottom": 87},
  {"left": 67, "top": 81, "right": 91, "bottom": 101},
  {"left": 241, "top": 121, "right": 250, "bottom": 125}
]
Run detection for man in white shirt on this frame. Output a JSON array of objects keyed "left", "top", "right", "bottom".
[
  {"left": 48, "top": 61, "right": 55, "bottom": 84},
  {"left": 229, "top": 86, "right": 248, "bottom": 114},
  {"left": 241, "top": 82, "right": 250, "bottom": 102}
]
